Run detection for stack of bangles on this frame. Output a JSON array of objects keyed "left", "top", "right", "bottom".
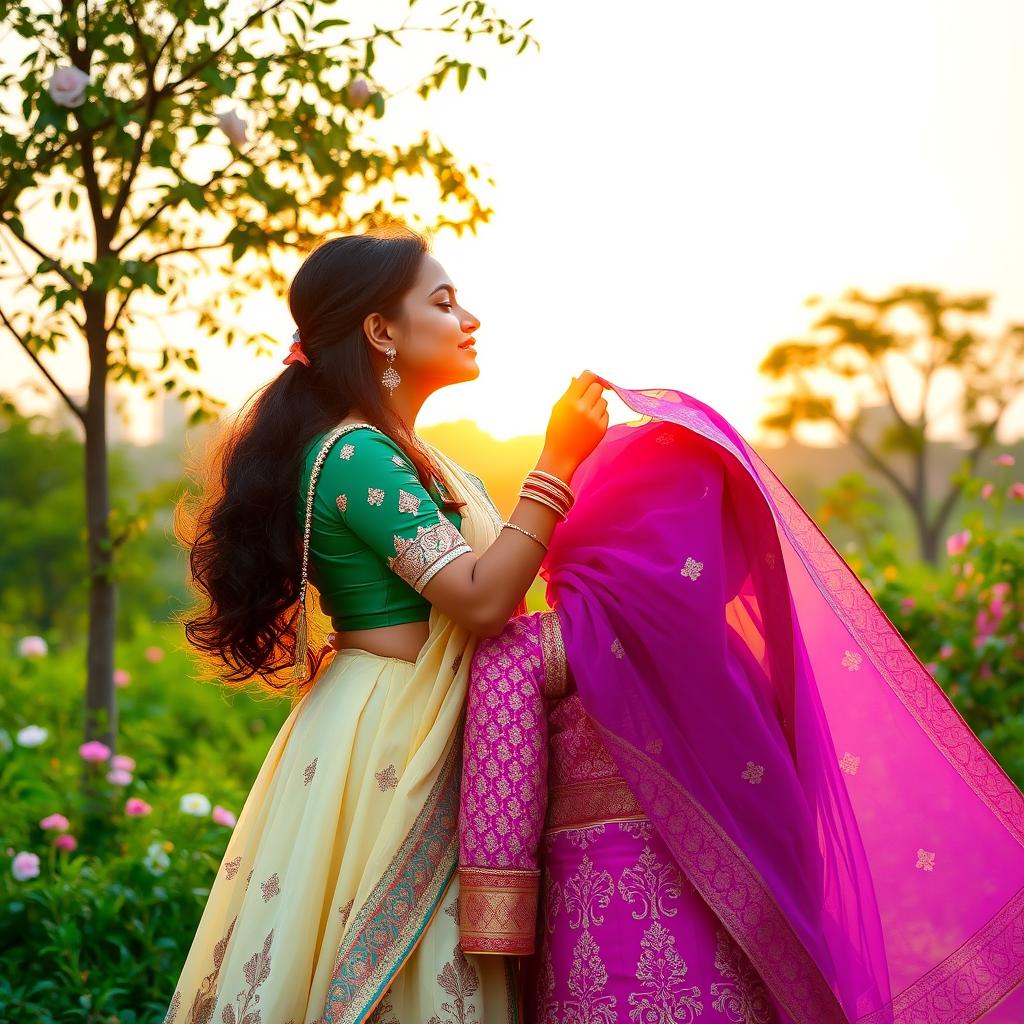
[{"left": 501, "top": 469, "right": 575, "bottom": 552}]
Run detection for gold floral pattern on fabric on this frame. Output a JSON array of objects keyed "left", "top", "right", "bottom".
[
  {"left": 260, "top": 872, "right": 280, "bottom": 902},
  {"left": 680, "top": 556, "right": 704, "bottom": 581},
  {"left": 398, "top": 488, "right": 421, "bottom": 515},
  {"left": 385, "top": 514, "right": 472, "bottom": 594},
  {"left": 223, "top": 856, "right": 241, "bottom": 880},
  {"left": 564, "top": 854, "right": 614, "bottom": 931},
  {"left": 366, "top": 992, "right": 399, "bottom": 1024},
  {"left": 335, "top": 494, "right": 347, "bottom": 513},
  {"left": 219, "top": 929, "right": 274, "bottom": 1024},
  {"left": 741, "top": 761, "right": 765, "bottom": 785},
  {"left": 451, "top": 652, "right": 463, "bottom": 675},
  {"left": 710, "top": 926, "right": 775, "bottom": 1023},
  {"left": 375, "top": 764, "right": 399, "bottom": 792},
  {"left": 916, "top": 848, "right": 936, "bottom": 871},
  {"left": 617, "top": 844, "right": 683, "bottom": 921},
  {"left": 304, "top": 757, "right": 318, "bottom": 786},
  {"left": 431, "top": 940, "right": 482, "bottom": 1023},
  {"left": 539, "top": 609, "right": 568, "bottom": 699},
  {"left": 339, "top": 443, "right": 355, "bottom": 460},
  {"left": 839, "top": 752, "right": 861, "bottom": 775},
  {"left": 841, "top": 649, "right": 862, "bottom": 671},
  {"left": 338, "top": 899, "right": 354, "bottom": 928},
  {"left": 645, "top": 737, "right": 663, "bottom": 756},
  {"left": 458, "top": 866, "right": 540, "bottom": 955},
  {"left": 545, "top": 777, "right": 646, "bottom": 833},
  {"left": 629, "top": 921, "right": 703, "bottom": 1022},
  {"left": 610, "top": 637, "right": 625, "bottom": 659},
  {"left": 564, "top": 929, "right": 617, "bottom": 1023},
  {"left": 565, "top": 823, "right": 606, "bottom": 851},
  {"left": 367, "top": 487, "right": 385, "bottom": 507},
  {"left": 178, "top": 914, "right": 237, "bottom": 1024}
]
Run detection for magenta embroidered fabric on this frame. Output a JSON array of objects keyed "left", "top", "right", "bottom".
[{"left": 533, "top": 380, "right": 1024, "bottom": 1024}]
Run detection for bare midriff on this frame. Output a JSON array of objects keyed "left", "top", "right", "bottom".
[{"left": 331, "top": 619, "right": 431, "bottom": 666}]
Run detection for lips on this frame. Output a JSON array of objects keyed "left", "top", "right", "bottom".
[{"left": 458, "top": 338, "right": 476, "bottom": 349}]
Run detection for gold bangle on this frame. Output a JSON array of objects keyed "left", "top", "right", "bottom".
[
  {"left": 502, "top": 521, "right": 548, "bottom": 550},
  {"left": 528, "top": 469, "right": 574, "bottom": 500},
  {"left": 518, "top": 489, "right": 568, "bottom": 520},
  {"left": 523, "top": 478, "right": 574, "bottom": 512}
]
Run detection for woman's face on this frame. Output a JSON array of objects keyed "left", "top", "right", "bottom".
[{"left": 364, "top": 254, "right": 481, "bottom": 393}]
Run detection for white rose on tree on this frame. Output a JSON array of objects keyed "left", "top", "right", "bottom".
[
  {"left": 47, "top": 66, "right": 91, "bottom": 108},
  {"left": 216, "top": 108, "right": 248, "bottom": 149}
]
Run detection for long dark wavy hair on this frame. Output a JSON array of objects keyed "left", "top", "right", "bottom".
[{"left": 175, "top": 225, "right": 468, "bottom": 693}]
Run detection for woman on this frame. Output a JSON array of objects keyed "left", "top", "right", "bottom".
[
  {"left": 166, "top": 225, "right": 610, "bottom": 1024},
  {"left": 457, "top": 384, "right": 1024, "bottom": 1023}
]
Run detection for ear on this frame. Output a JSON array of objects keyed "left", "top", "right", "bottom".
[{"left": 362, "top": 311, "right": 394, "bottom": 352}]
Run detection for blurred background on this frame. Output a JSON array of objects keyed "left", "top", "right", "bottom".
[{"left": 1, "top": 0, "right": 1021, "bottom": 1017}]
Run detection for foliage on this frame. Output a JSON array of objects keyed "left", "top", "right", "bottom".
[
  {"left": 759, "top": 285, "right": 1024, "bottom": 563},
  {"left": 0, "top": 619, "right": 290, "bottom": 1020}
]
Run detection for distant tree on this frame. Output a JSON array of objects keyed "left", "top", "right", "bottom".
[
  {"left": 759, "top": 286, "right": 1024, "bottom": 565},
  {"left": 0, "top": 0, "right": 538, "bottom": 747}
]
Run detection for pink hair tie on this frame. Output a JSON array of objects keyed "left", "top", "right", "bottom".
[{"left": 283, "top": 329, "right": 310, "bottom": 367}]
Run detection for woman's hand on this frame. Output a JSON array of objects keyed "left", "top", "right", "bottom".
[{"left": 541, "top": 370, "right": 611, "bottom": 478}]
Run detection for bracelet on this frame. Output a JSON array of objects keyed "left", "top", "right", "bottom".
[
  {"left": 522, "top": 478, "right": 574, "bottom": 512},
  {"left": 502, "top": 521, "right": 548, "bottom": 550},
  {"left": 518, "top": 488, "right": 569, "bottom": 520},
  {"left": 528, "top": 468, "right": 574, "bottom": 500}
]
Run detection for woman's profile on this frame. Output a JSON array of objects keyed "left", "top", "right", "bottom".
[{"left": 166, "top": 225, "right": 609, "bottom": 1023}]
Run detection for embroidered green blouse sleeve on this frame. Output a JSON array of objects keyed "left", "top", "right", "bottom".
[{"left": 319, "top": 428, "right": 474, "bottom": 593}]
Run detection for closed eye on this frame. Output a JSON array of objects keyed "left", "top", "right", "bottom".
[{"left": 438, "top": 302, "right": 453, "bottom": 311}]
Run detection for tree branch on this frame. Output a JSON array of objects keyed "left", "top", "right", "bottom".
[
  {"left": 0, "top": 221, "right": 83, "bottom": 294},
  {"left": 1, "top": 306, "right": 86, "bottom": 424}
]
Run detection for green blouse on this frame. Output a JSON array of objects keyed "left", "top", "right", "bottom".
[{"left": 297, "top": 422, "right": 494, "bottom": 632}]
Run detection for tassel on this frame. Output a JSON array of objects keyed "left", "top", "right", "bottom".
[{"left": 291, "top": 600, "right": 308, "bottom": 679}]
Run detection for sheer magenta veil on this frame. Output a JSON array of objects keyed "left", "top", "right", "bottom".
[{"left": 539, "top": 380, "right": 1024, "bottom": 1024}]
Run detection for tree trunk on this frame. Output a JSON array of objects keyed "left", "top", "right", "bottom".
[{"left": 83, "top": 293, "right": 117, "bottom": 749}]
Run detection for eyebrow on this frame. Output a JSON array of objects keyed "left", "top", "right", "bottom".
[{"left": 429, "top": 283, "right": 456, "bottom": 297}]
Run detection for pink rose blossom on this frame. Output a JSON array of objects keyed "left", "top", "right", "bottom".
[
  {"left": 46, "top": 66, "right": 90, "bottom": 108},
  {"left": 106, "top": 767, "right": 133, "bottom": 786},
  {"left": 938, "top": 642, "right": 955, "bottom": 659},
  {"left": 111, "top": 754, "right": 136, "bottom": 772},
  {"left": 39, "top": 813, "right": 70, "bottom": 832},
  {"left": 945, "top": 530, "right": 971, "bottom": 558},
  {"left": 54, "top": 834, "right": 77, "bottom": 852},
  {"left": 78, "top": 740, "right": 111, "bottom": 763},
  {"left": 17, "top": 635, "right": 48, "bottom": 657},
  {"left": 211, "top": 805, "right": 237, "bottom": 828},
  {"left": 113, "top": 669, "right": 131, "bottom": 688},
  {"left": 144, "top": 646, "right": 164, "bottom": 663},
  {"left": 963, "top": 561, "right": 974, "bottom": 578},
  {"left": 12, "top": 852, "right": 40, "bottom": 880},
  {"left": 124, "top": 798, "right": 152, "bottom": 817},
  {"left": 980, "top": 483, "right": 994, "bottom": 500},
  {"left": 1008, "top": 482, "right": 1024, "bottom": 500},
  {"left": 995, "top": 454, "right": 1016, "bottom": 467}
]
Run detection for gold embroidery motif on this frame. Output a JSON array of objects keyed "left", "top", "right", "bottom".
[
  {"left": 839, "top": 752, "right": 861, "bottom": 775},
  {"left": 566, "top": 824, "right": 606, "bottom": 851},
  {"left": 219, "top": 928, "right": 274, "bottom": 1024},
  {"left": 336, "top": 494, "right": 348, "bottom": 513},
  {"left": 223, "top": 855, "right": 241, "bottom": 880},
  {"left": 741, "top": 761, "right": 765, "bottom": 785},
  {"left": 645, "top": 737, "right": 663, "bottom": 755},
  {"left": 397, "top": 488, "right": 421, "bottom": 514},
  {"left": 375, "top": 764, "right": 399, "bottom": 791},
  {"left": 260, "top": 872, "right": 280, "bottom": 902},
  {"left": 841, "top": 649, "right": 862, "bottom": 671},
  {"left": 546, "top": 777, "right": 646, "bottom": 833},
  {"left": 564, "top": 929, "right": 617, "bottom": 1022},
  {"left": 680, "top": 556, "right": 704, "bottom": 581},
  {"left": 610, "top": 637, "right": 625, "bottom": 659},
  {"left": 451, "top": 652, "right": 463, "bottom": 675},
  {"left": 244, "top": 868, "right": 252, "bottom": 891},
  {"left": 163, "top": 990, "right": 181, "bottom": 1024},
  {"left": 564, "top": 854, "right": 614, "bottom": 931},
  {"left": 916, "top": 848, "right": 936, "bottom": 871},
  {"left": 367, "top": 487, "right": 385, "bottom": 507},
  {"left": 628, "top": 921, "right": 703, "bottom": 1021},
  {"left": 710, "top": 926, "right": 775, "bottom": 1023},
  {"left": 304, "top": 757, "right": 318, "bottom": 785},
  {"left": 181, "top": 915, "right": 236, "bottom": 1024},
  {"left": 434, "top": 941, "right": 481, "bottom": 1024},
  {"left": 617, "top": 845, "right": 683, "bottom": 921},
  {"left": 385, "top": 514, "right": 472, "bottom": 593},
  {"left": 338, "top": 899, "right": 354, "bottom": 928},
  {"left": 339, "top": 443, "right": 355, "bottom": 460},
  {"left": 366, "top": 992, "right": 399, "bottom": 1024}
]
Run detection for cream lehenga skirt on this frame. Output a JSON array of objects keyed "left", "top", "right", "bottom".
[{"left": 163, "top": 446, "right": 521, "bottom": 1024}]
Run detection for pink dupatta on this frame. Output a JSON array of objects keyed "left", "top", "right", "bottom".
[{"left": 533, "top": 380, "right": 1024, "bottom": 1023}]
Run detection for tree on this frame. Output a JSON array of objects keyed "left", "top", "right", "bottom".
[
  {"left": 0, "top": 0, "right": 538, "bottom": 748},
  {"left": 758, "top": 286, "right": 1024, "bottom": 565}
]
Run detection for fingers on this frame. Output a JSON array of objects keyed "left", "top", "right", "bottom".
[{"left": 568, "top": 370, "right": 601, "bottom": 398}]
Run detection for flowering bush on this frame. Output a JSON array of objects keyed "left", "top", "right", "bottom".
[{"left": 0, "top": 620, "right": 289, "bottom": 1019}]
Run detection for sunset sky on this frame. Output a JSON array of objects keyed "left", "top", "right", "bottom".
[{"left": 6, "top": 0, "right": 1022, "bottom": 446}]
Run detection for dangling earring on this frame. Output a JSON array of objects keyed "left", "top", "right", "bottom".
[{"left": 381, "top": 346, "right": 401, "bottom": 395}]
